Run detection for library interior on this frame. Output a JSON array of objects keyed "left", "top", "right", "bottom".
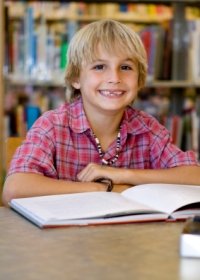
[
  {"left": 1, "top": 1, "right": 200, "bottom": 190},
  {"left": 1, "top": 1, "right": 200, "bottom": 279}
]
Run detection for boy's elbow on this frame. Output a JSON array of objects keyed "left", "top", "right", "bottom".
[
  {"left": 2, "top": 175, "right": 19, "bottom": 206},
  {"left": 2, "top": 190, "right": 11, "bottom": 207}
]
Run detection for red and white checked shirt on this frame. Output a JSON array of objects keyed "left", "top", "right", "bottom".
[{"left": 8, "top": 97, "right": 198, "bottom": 180}]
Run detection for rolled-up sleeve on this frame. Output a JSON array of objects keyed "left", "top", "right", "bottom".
[
  {"left": 8, "top": 113, "right": 58, "bottom": 178},
  {"left": 150, "top": 124, "right": 198, "bottom": 168}
]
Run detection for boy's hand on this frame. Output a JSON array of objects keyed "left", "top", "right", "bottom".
[{"left": 77, "top": 163, "right": 121, "bottom": 184}]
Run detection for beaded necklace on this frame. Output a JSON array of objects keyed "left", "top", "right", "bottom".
[{"left": 93, "top": 129, "right": 121, "bottom": 166}]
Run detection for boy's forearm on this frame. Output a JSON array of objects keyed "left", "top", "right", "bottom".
[
  {"left": 3, "top": 165, "right": 200, "bottom": 206},
  {"left": 119, "top": 165, "right": 200, "bottom": 186},
  {"left": 2, "top": 173, "right": 106, "bottom": 206}
]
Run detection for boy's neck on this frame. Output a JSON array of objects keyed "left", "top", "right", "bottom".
[
  {"left": 86, "top": 110, "right": 124, "bottom": 151},
  {"left": 89, "top": 111, "right": 123, "bottom": 136}
]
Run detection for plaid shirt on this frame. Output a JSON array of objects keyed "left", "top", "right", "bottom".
[{"left": 8, "top": 97, "right": 198, "bottom": 180}]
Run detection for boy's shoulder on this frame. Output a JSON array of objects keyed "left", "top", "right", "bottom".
[
  {"left": 125, "top": 106, "right": 166, "bottom": 134},
  {"left": 126, "top": 105, "right": 158, "bottom": 123}
]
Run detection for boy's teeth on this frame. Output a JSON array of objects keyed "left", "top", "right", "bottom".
[{"left": 100, "top": 90, "right": 123, "bottom": 96}]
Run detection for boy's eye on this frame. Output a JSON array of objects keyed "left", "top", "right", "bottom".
[
  {"left": 93, "top": 64, "right": 105, "bottom": 70},
  {"left": 121, "top": 65, "right": 132, "bottom": 70}
]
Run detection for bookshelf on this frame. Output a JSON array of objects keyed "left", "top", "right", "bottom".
[
  {"left": 3, "top": 1, "right": 200, "bottom": 87},
  {"left": 1, "top": 0, "right": 200, "bottom": 189}
]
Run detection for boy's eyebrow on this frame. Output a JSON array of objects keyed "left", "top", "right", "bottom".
[{"left": 91, "top": 58, "right": 135, "bottom": 63}]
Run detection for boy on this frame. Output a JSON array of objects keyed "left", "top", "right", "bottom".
[{"left": 2, "top": 19, "right": 200, "bottom": 206}]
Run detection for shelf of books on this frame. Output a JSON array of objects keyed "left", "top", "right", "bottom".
[
  {"left": 1, "top": 0, "right": 200, "bottom": 188},
  {"left": 3, "top": 2, "right": 200, "bottom": 85}
]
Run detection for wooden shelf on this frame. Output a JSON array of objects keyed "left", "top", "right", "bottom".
[
  {"left": 8, "top": 14, "right": 173, "bottom": 24},
  {"left": 147, "top": 80, "right": 200, "bottom": 88},
  {"left": 7, "top": 5, "right": 172, "bottom": 23},
  {"left": 5, "top": 74, "right": 66, "bottom": 87},
  {"left": 6, "top": 74, "right": 200, "bottom": 88},
  {"left": 3, "top": 0, "right": 200, "bottom": 3}
]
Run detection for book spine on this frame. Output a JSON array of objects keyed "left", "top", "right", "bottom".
[
  {"left": 25, "top": 105, "right": 41, "bottom": 131},
  {"left": 10, "top": 19, "right": 25, "bottom": 78},
  {"left": 101, "top": 3, "right": 119, "bottom": 16},
  {"left": 4, "top": 5, "right": 10, "bottom": 74},
  {"left": 16, "top": 105, "right": 26, "bottom": 137},
  {"left": 171, "top": 6, "right": 190, "bottom": 80},
  {"left": 139, "top": 28, "right": 151, "bottom": 82},
  {"left": 191, "top": 110, "right": 199, "bottom": 158},
  {"left": 60, "top": 34, "right": 68, "bottom": 70},
  {"left": 36, "top": 14, "right": 49, "bottom": 80},
  {"left": 12, "top": 23, "right": 19, "bottom": 75},
  {"left": 161, "top": 21, "right": 173, "bottom": 80},
  {"left": 46, "top": 33, "right": 55, "bottom": 75},
  {"left": 191, "top": 20, "right": 200, "bottom": 82},
  {"left": 24, "top": 6, "right": 34, "bottom": 76},
  {"left": 119, "top": 4, "right": 128, "bottom": 13},
  {"left": 67, "top": 20, "right": 79, "bottom": 42}
]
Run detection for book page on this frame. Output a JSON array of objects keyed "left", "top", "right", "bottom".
[
  {"left": 10, "top": 192, "right": 158, "bottom": 222},
  {"left": 122, "top": 184, "right": 200, "bottom": 215}
]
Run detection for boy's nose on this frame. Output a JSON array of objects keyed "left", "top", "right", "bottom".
[{"left": 108, "top": 70, "right": 121, "bottom": 84}]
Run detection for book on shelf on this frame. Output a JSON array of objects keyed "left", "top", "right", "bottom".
[
  {"left": 188, "top": 19, "right": 200, "bottom": 83},
  {"left": 24, "top": 6, "right": 35, "bottom": 75},
  {"left": 171, "top": 13, "right": 190, "bottom": 81},
  {"left": 25, "top": 105, "right": 41, "bottom": 130},
  {"left": 9, "top": 183, "right": 200, "bottom": 228},
  {"left": 100, "top": 3, "right": 119, "bottom": 16},
  {"left": 165, "top": 115, "right": 184, "bottom": 148},
  {"left": 160, "top": 21, "right": 173, "bottom": 80},
  {"left": 191, "top": 110, "right": 199, "bottom": 159},
  {"left": 16, "top": 105, "right": 26, "bottom": 137}
]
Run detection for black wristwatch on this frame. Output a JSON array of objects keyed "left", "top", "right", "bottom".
[{"left": 94, "top": 177, "right": 113, "bottom": 192}]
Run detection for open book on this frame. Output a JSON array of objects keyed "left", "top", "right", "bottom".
[{"left": 9, "top": 183, "right": 200, "bottom": 228}]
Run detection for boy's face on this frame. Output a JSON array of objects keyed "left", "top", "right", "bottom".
[{"left": 72, "top": 44, "right": 139, "bottom": 117}]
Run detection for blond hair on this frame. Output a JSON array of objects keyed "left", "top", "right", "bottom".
[{"left": 65, "top": 19, "right": 147, "bottom": 102}]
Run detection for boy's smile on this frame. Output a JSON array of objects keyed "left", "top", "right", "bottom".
[
  {"left": 72, "top": 44, "right": 139, "bottom": 117},
  {"left": 99, "top": 90, "right": 125, "bottom": 98}
]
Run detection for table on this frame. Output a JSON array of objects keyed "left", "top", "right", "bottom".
[{"left": 0, "top": 207, "right": 200, "bottom": 280}]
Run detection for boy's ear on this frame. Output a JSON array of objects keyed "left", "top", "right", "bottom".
[{"left": 72, "top": 80, "right": 81, "bottom": 89}]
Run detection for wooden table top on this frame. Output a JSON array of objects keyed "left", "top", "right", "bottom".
[{"left": 1, "top": 207, "right": 200, "bottom": 280}]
